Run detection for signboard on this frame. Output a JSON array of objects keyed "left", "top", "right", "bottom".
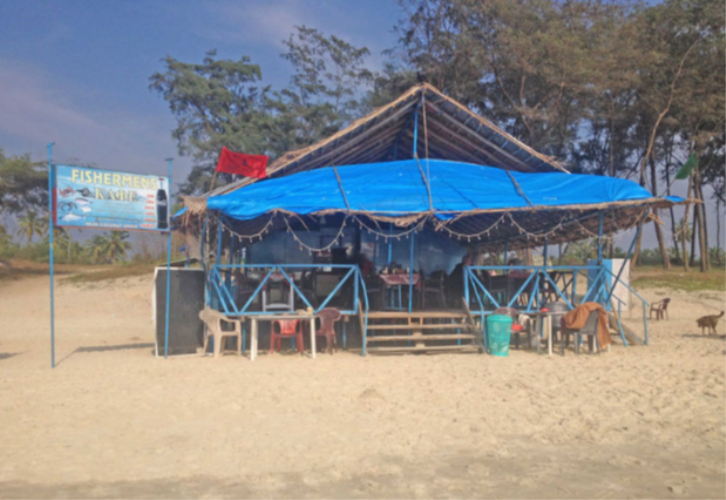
[{"left": 54, "top": 165, "right": 170, "bottom": 231}]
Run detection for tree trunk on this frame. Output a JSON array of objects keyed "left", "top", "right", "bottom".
[
  {"left": 632, "top": 228, "right": 643, "bottom": 271},
  {"left": 663, "top": 152, "right": 681, "bottom": 263},
  {"left": 690, "top": 194, "right": 699, "bottom": 267},
  {"left": 717, "top": 197, "right": 722, "bottom": 265},
  {"left": 682, "top": 175, "right": 692, "bottom": 271},
  {"left": 649, "top": 156, "right": 670, "bottom": 269},
  {"left": 696, "top": 176, "right": 709, "bottom": 272},
  {"left": 699, "top": 181, "right": 710, "bottom": 270}
]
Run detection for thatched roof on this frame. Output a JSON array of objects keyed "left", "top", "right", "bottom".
[{"left": 207, "top": 83, "right": 567, "bottom": 198}]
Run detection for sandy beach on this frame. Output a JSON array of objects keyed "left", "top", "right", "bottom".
[{"left": 0, "top": 272, "right": 724, "bottom": 498}]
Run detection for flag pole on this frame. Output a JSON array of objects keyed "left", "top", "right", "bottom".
[
  {"left": 48, "top": 142, "right": 55, "bottom": 369},
  {"left": 164, "top": 158, "right": 173, "bottom": 359}
]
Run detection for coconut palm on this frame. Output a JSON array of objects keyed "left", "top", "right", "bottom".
[
  {"left": 86, "top": 234, "right": 109, "bottom": 264},
  {"left": 103, "top": 231, "right": 132, "bottom": 264},
  {"left": 50, "top": 226, "right": 73, "bottom": 263},
  {"left": 16, "top": 210, "right": 47, "bottom": 244}
]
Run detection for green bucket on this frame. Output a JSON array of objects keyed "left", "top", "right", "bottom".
[{"left": 486, "top": 314, "right": 513, "bottom": 357}]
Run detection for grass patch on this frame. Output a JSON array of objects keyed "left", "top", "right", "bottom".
[
  {"left": 63, "top": 263, "right": 157, "bottom": 284},
  {"left": 632, "top": 266, "right": 725, "bottom": 292},
  {"left": 0, "top": 259, "right": 93, "bottom": 282}
]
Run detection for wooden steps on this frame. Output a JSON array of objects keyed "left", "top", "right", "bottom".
[
  {"left": 366, "top": 334, "right": 476, "bottom": 342},
  {"left": 367, "top": 310, "right": 466, "bottom": 320},
  {"left": 362, "top": 307, "right": 483, "bottom": 355},
  {"left": 367, "top": 323, "right": 467, "bottom": 331},
  {"left": 366, "top": 344, "right": 481, "bottom": 354}
]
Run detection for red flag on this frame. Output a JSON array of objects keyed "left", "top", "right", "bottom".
[{"left": 215, "top": 147, "right": 268, "bottom": 178}]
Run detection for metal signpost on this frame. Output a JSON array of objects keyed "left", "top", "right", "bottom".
[{"left": 48, "top": 143, "right": 172, "bottom": 368}]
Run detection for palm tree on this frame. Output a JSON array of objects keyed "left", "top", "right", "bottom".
[
  {"left": 86, "top": 234, "right": 109, "bottom": 264},
  {"left": 16, "top": 210, "right": 47, "bottom": 244},
  {"left": 51, "top": 227, "right": 73, "bottom": 263},
  {"left": 103, "top": 231, "right": 132, "bottom": 264}
]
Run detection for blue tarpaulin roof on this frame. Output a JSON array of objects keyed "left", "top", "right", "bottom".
[{"left": 205, "top": 159, "right": 680, "bottom": 221}]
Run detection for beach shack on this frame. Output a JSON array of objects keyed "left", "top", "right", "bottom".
[{"left": 179, "top": 84, "right": 685, "bottom": 357}]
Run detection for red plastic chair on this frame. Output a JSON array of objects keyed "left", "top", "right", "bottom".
[
  {"left": 270, "top": 319, "right": 304, "bottom": 354},
  {"left": 317, "top": 308, "right": 342, "bottom": 355}
]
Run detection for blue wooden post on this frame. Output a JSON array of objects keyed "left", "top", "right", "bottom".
[
  {"left": 597, "top": 210, "right": 604, "bottom": 265},
  {"left": 387, "top": 224, "right": 392, "bottom": 265},
  {"left": 387, "top": 224, "right": 393, "bottom": 308},
  {"left": 216, "top": 218, "right": 223, "bottom": 265},
  {"left": 229, "top": 233, "right": 236, "bottom": 265},
  {"left": 201, "top": 213, "right": 210, "bottom": 307},
  {"left": 343, "top": 319, "right": 347, "bottom": 350},
  {"left": 596, "top": 210, "right": 605, "bottom": 306},
  {"left": 412, "top": 110, "right": 419, "bottom": 157},
  {"left": 542, "top": 237, "right": 548, "bottom": 307},
  {"left": 226, "top": 231, "right": 235, "bottom": 289},
  {"left": 408, "top": 229, "right": 414, "bottom": 313},
  {"left": 164, "top": 158, "right": 173, "bottom": 359},
  {"left": 464, "top": 267, "right": 470, "bottom": 309},
  {"left": 48, "top": 142, "right": 55, "bottom": 369}
]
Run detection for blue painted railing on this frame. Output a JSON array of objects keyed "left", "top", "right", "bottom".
[
  {"left": 210, "top": 264, "right": 363, "bottom": 316},
  {"left": 464, "top": 264, "right": 650, "bottom": 347}
]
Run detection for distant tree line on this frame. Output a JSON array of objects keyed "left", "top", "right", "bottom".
[{"left": 2, "top": 0, "right": 722, "bottom": 270}]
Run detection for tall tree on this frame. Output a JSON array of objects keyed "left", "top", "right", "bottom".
[
  {"left": 16, "top": 210, "right": 48, "bottom": 244},
  {"left": 104, "top": 231, "right": 132, "bottom": 264},
  {"left": 0, "top": 149, "right": 47, "bottom": 215},
  {"left": 149, "top": 50, "right": 270, "bottom": 195},
  {"left": 150, "top": 28, "right": 373, "bottom": 196}
]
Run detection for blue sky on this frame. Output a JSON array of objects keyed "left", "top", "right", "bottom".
[
  {"left": 1, "top": 1, "right": 721, "bottom": 250},
  {"left": 0, "top": 0, "right": 403, "bottom": 182}
]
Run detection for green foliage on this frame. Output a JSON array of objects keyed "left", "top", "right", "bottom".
[
  {"left": 16, "top": 211, "right": 48, "bottom": 244},
  {"left": 0, "top": 225, "right": 19, "bottom": 259},
  {"left": 83, "top": 231, "right": 131, "bottom": 264},
  {"left": 149, "top": 26, "right": 373, "bottom": 196},
  {"left": 0, "top": 149, "right": 47, "bottom": 215}
]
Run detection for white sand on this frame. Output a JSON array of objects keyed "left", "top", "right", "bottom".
[{"left": 0, "top": 274, "right": 724, "bottom": 498}]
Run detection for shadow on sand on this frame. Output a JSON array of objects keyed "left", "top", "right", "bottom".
[
  {"left": 0, "top": 352, "right": 21, "bottom": 361},
  {"left": 57, "top": 343, "right": 155, "bottom": 366},
  {"left": 681, "top": 333, "right": 726, "bottom": 340}
]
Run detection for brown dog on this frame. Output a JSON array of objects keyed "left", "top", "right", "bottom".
[{"left": 697, "top": 311, "right": 724, "bottom": 335}]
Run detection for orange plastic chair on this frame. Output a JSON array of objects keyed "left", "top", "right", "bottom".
[{"left": 270, "top": 319, "right": 304, "bottom": 354}]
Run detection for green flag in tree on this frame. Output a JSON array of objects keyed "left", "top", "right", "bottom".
[{"left": 675, "top": 153, "right": 699, "bottom": 180}]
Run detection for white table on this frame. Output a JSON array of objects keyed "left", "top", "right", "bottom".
[
  {"left": 524, "top": 311, "right": 554, "bottom": 356},
  {"left": 247, "top": 313, "right": 317, "bottom": 361}
]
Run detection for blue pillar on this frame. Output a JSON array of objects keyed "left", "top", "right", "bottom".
[
  {"left": 596, "top": 210, "right": 605, "bottom": 307},
  {"left": 48, "top": 142, "right": 55, "bottom": 369},
  {"left": 541, "top": 236, "right": 548, "bottom": 308},
  {"left": 412, "top": 110, "right": 419, "bottom": 158},
  {"left": 597, "top": 210, "right": 604, "bottom": 264},
  {"left": 216, "top": 218, "right": 223, "bottom": 266},
  {"left": 387, "top": 224, "right": 392, "bottom": 265},
  {"left": 164, "top": 158, "right": 173, "bottom": 359},
  {"left": 408, "top": 229, "right": 415, "bottom": 313},
  {"left": 201, "top": 213, "right": 210, "bottom": 307}
]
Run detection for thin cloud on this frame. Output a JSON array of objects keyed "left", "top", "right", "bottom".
[
  {"left": 0, "top": 59, "right": 188, "bottom": 179},
  {"left": 202, "top": 0, "right": 312, "bottom": 47}
]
